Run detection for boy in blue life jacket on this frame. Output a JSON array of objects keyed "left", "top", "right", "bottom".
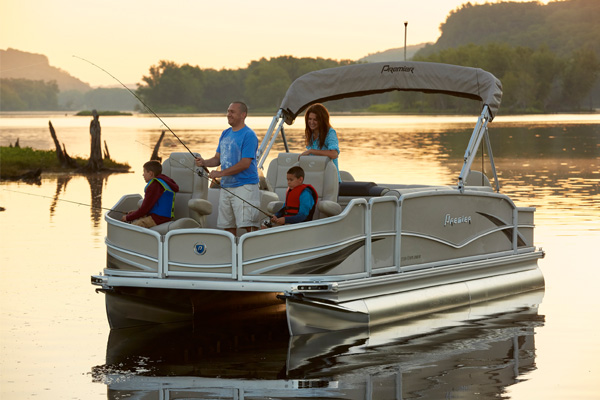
[
  {"left": 122, "top": 160, "right": 179, "bottom": 228},
  {"left": 271, "top": 166, "right": 318, "bottom": 226}
]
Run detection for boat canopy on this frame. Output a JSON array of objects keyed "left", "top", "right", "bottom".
[{"left": 279, "top": 61, "right": 503, "bottom": 124}]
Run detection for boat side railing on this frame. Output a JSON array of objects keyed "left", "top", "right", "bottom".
[
  {"left": 104, "top": 194, "right": 164, "bottom": 277},
  {"left": 238, "top": 198, "right": 372, "bottom": 282},
  {"left": 104, "top": 190, "right": 537, "bottom": 284},
  {"left": 163, "top": 229, "right": 237, "bottom": 279}
]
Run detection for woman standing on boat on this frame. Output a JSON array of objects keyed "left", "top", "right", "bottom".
[{"left": 301, "top": 103, "right": 341, "bottom": 182}]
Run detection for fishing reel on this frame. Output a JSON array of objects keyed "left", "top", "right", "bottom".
[
  {"left": 195, "top": 167, "right": 208, "bottom": 178},
  {"left": 261, "top": 218, "right": 273, "bottom": 228}
]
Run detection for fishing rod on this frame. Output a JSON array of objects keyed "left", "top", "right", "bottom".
[
  {"left": 74, "top": 56, "right": 199, "bottom": 160},
  {"left": 156, "top": 149, "right": 274, "bottom": 218},
  {"left": 77, "top": 57, "right": 273, "bottom": 218},
  {"left": 2, "top": 188, "right": 126, "bottom": 214}
]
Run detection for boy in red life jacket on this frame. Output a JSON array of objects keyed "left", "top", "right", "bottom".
[
  {"left": 121, "top": 160, "right": 179, "bottom": 228},
  {"left": 271, "top": 166, "right": 318, "bottom": 226}
]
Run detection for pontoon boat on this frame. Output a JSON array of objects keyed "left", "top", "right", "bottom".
[{"left": 92, "top": 61, "right": 545, "bottom": 335}]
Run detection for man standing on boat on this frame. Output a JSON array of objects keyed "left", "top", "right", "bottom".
[{"left": 195, "top": 102, "right": 260, "bottom": 235}]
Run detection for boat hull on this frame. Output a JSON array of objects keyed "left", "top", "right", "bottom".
[
  {"left": 286, "top": 264, "right": 544, "bottom": 335},
  {"left": 98, "top": 251, "right": 543, "bottom": 334},
  {"left": 101, "top": 287, "right": 285, "bottom": 329}
]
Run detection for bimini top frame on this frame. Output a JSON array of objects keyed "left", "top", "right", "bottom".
[{"left": 257, "top": 61, "right": 503, "bottom": 191}]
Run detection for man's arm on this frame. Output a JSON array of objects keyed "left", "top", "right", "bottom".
[
  {"left": 195, "top": 153, "right": 221, "bottom": 168},
  {"left": 210, "top": 157, "right": 252, "bottom": 178}
]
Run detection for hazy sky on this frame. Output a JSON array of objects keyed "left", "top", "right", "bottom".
[{"left": 1, "top": 0, "right": 549, "bottom": 87}]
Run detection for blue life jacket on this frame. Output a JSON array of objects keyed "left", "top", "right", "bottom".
[{"left": 145, "top": 177, "right": 176, "bottom": 218}]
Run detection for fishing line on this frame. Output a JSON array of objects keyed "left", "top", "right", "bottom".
[
  {"left": 76, "top": 58, "right": 273, "bottom": 218},
  {"left": 166, "top": 154, "right": 274, "bottom": 218},
  {"left": 2, "top": 188, "right": 126, "bottom": 214},
  {"left": 73, "top": 55, "right": 197, "bottom": 159}
]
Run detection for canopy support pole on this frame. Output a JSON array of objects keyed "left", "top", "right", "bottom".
[{"left": 458, "top": 105, "right": 497, "bottom": 193}]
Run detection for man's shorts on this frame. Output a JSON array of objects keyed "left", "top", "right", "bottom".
[{"left": 217, "top": 184, "right": 260, "bottom": 229}]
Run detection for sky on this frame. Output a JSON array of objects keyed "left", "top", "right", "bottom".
[{"left": 1, "top": 0, "right": 550, "bottom": 87}]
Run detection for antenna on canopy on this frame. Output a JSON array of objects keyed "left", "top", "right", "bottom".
[{"left": 404, "top": 22, "right": 408, "bottom": 61}]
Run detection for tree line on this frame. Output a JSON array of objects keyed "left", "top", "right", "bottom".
[
  {"left": 136, "top": 57, "right": 354, "bottom": 113},
  {"left": 1, "top": 79, "right": 60, "bottom": 111},
  {"left": 136, "top": 45, "right": 599, "bottom": 114},
  {"left": 420, "top": 0, "right": 600, "bottom": 58},
  {"left": 411, "top": 43, "right": 599, "bottom": 113},
  {"left": 2, "top": 0, "right": 598, "bottom": 113},
  {"left": 0, "top": 80, "right": 138, "bottom": 111}
]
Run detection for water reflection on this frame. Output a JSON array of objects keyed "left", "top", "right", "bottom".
[
  {"left": 85, "top": 174, "right": 110, "bottom": 227},
  {"left": 49, "top": 175, "right": 71, "bottom": 217},
  {"left": 92, "top": 291, "right": 544, "bottom": 399},
  {"left": 2, "top": 115, "right": 598, "bottom": 399}
]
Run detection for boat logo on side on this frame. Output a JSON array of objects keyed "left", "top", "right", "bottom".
[
  {"left": 194, "top": 242, "right": 207, "bottom": 255},
  {"left": 444, "top": 213, "right": 472, "bottom": 227}
]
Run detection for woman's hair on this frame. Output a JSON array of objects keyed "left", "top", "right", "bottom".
[{"left": 304, "top": 103, "right": 332, "bottom": 148}]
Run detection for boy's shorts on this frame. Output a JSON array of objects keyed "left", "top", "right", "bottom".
[
  {"left": 131, "top": 215, "right": 157, "bottom": 228},
  {"left": 216, "top": 184, "right": 260, "bottom": 229}
]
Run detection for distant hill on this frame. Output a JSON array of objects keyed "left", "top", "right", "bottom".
[
  {"left": 359, "top": 43, "right": 430, "bottom": 63},
  {"left": 416, "top": 0, "right": 600, "bottom": 58},
  {"left": 0, "top": 48, "right": 91, "bottom": 92}
]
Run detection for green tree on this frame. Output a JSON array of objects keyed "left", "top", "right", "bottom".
[
  {"left": 202, "top": 68, "right": 245, "bottom": 112},
  {"left": 560, "top": 48, "right": 600, "bottom": 109},
  {"left": 244, "top": 59, "right": 292, "bottom": 110},
  {"left": 138, "top": 61, "right": 205, "bottom": 112},
  {"left": 0, "top": 79, "right": 59, "bottom": 111}
]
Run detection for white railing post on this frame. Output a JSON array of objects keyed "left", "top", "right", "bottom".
[
  {"left": 396, "top": 199, "right": 402, "bottom": 272},
  {"left": 512, "top": 208, "right": 519, "bottom": 253},
  {"left": 159, "top": 236, "right": 166, "bottom": 278},
  {"left": 365, "top": 202, "right": 372, "bottom": 276}
]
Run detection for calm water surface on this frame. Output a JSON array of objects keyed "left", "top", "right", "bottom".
[{"left": 0, "top": 113, "right": 598, "bottom": 399}]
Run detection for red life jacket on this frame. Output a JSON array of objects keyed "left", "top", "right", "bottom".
[{"left": 283, "top": 184, "right": 318, "bottom": 221}]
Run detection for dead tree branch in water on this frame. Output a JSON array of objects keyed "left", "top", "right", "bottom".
[
  {"left": 103, "top": 140, "right": 111, "bottom": 160},
  {"left": 49, "top": 121, "right": 66, "bottom": 164},
  {"left": 151, "top": 130, "right": 166, "bottom": 161},
  {"left": 48, "top": 121, "right": 77, "bottom": 168}
]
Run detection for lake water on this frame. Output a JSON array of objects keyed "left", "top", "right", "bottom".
[{"left": 0, "top": 113, "right": 598, "bottom": 399}]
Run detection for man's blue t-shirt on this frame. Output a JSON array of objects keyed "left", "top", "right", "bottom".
[{"left": 216, "top": 125, "right": 259, "bottom": 188}]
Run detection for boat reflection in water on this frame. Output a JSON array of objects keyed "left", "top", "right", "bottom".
[{"left": 93, "top": 290, "right": 544, "bottom": 399}]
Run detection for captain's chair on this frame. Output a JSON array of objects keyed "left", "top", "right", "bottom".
[
  {"left": 149, "top": 152, "right": 212, "bottom": 234},
  {"left": 465, "top": 170, "right": 492, "bottom": 187},
  {"left": 266, "top": 153, "right": 342, "bottom": 220}
]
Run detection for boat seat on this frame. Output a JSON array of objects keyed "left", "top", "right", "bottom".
[
  {"left": 266, "top": 153, "right": 341, "bottom": 219},
  {"left": 340, "top": 170, "right": 355, "bottom": 182},
  {"left": 465, "top": 170, "right": 492, "bottom": 187},
  {"left": 150, "top": 217, "right": 201, "bottom": 235},
  {"left": 158, "top": 152, "right": 212, "bottom": 229},
  {"left": 339, "top": 181, "right": 389, "bottom": 197}
]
